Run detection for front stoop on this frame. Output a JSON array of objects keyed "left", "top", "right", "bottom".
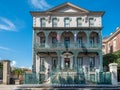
[{"left": 14, "top": 84, "right": 120, "bottom": 90}]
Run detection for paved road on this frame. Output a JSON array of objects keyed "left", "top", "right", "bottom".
[{"left": 0, "top": 85, "right": 20, "bottom": 90}]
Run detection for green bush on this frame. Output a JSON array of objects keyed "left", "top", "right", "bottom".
[{"left": 103, "top": 51, "right": 120, "bottom": 68}]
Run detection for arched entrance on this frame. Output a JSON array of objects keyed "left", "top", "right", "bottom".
[{"left": 61, "top": 52, "right": 73, "bottom": 70}]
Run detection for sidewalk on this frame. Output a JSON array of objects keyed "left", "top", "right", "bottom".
[{"left": 0, "top": 85, "right": 20, "bottom": 90}]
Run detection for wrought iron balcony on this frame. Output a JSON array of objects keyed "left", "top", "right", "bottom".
[{"left": 35, "top": 42, "right": 101, "bottom": 50}]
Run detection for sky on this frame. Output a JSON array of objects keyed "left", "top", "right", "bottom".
[{"left": 0, "top": 0, "right": 120, "bottom": 68}]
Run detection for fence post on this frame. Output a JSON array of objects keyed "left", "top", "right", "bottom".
[{"left": 109, "top": 63, "right": 118, "bottom": 85}]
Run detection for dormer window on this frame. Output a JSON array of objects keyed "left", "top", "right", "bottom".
[
  {"left": 40, "top": 18, "right": 46, "bottom": 27},
  {"left": 52, "top": 18, "right": 58, "bottom": 27},
  {"left": 89, "top": 18, "right": 94, "bottom": 27},
  {"left": 64, "top": 18, "right": 70, "bottom": 27},
  {"left": 77, "top": 18, "right": 82, "bottom": 27}
]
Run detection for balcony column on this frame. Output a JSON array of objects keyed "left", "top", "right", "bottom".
[
  {"left": 32, "top": 30, "right": 37, "bottom": 73},
  {"left": 86, "top": 31, "right": 90, "bottom": 48},
  {"left": 74, "top": 51, "right": 78, "bottom": 71},
  {"left": 99, "top": 51, "right": 103, "bottom": 72},
  {"left": 57, "top": 31, "right": 62, "bottom": 47},
  {"left": 74, "top": 31, "right": 77, "bottom": 48},
  {"left": 98, "top": 31, "right": 102, "bottom": 49},
  {"left": 45, "top": 32, "right": 49, "bottom": 48},
  {"left": 57, "top": 50, "right": 61, "bottom": 70}
]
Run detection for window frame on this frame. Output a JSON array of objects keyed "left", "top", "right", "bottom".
[
  {"left": 40, "top": 18, "right": 46, "bottom": 27},
  {"left": 52, "top": 18, "right": 58, "bottom": 27},
  {"left": 64, "top": 18, "right": 70, "bottom": 27},
  {"left": 77, "top": 18, "right": 82, "bottom": 27}
]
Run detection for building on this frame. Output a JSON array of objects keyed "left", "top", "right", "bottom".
[
  {"left": 27, "top": 2, "right": 105, "bottom": 84},
  {"left": 102, "top": 27, "right": 120, "bottom": 54}
]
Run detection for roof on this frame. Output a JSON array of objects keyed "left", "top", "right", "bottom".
[
  {"left": 30, "top": 2, "right": 104, "bottom": 16},
  {"left": 103, "top": 27, "right": 120, "bottom": 42}
]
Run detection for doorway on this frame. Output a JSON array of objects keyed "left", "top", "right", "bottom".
[{"left": 64, "top": 58, "right": 70, "bottom": 69}]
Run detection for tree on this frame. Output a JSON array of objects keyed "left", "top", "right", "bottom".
[
  {"left": 11, "top": 68, "right": 24, "bottom": 79},
  {"left": 0, "top": 63, "right": 3, "bottom": 70},
  {"left": 103, "top": 53, "right": 117, "bottom": 67}
]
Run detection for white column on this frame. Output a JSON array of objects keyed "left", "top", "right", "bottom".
[
  {"left": 109, "top": 63, "right": 118, "bottom": 85},
  {"left": 70, "top": 56, "right": 73, "bottom": 69},
  {"left": 61, "top": 57, "right": 64, "bottom": 69},
  {"left": 36, "top": 55, "right": 40, "bottom": 73},
  {"left": 3, "top": 60, "right": 10, "bottom": 84}
]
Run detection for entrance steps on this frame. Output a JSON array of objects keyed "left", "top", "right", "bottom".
[{"left": 14, "top": 84, "right": 120, "bottom": 90}]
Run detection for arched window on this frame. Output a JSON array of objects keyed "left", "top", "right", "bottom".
[
  {"left": 40, "top": 18, "right": 46, "bottom": 27},
  {"left": 52, "top": 18, "right": 57, "bottom": 27},
  {"left": 77, "top": 18, "right": 82, "bottom": 27},
  {"left": 64, "top": 18, "right": 70, "bottom": 27}
]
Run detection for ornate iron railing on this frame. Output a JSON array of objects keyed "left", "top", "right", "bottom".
[
  {"left": 35, "top": 43, "right": 100, "bottom": 49},
  {"left": 24, "top": 71, "right": 111, "bottom": 85}
]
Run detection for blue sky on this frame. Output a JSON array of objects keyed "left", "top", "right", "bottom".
[{"left": 0, "top": 0, "right": 120, "bottom": 68}]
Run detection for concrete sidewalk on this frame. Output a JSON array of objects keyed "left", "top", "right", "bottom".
[{"left": 0, "top": 85, "right": 20, "bottom": 90}]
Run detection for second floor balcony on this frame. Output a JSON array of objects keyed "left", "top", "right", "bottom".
[
  {"left": 35, "top": 42, "right": 101, "bottom": 50},
  {"left": 35, "top": 31, "right": 102, "bottom": 50}
]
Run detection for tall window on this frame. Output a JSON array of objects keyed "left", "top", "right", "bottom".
[
  {"left": 77, "top": 18, "right": 82, "bottom": 27},
  {"left": 64, "top": 18, "right": 70, "bottom": 27},
  {"left": 90, "top": 37, "right": 95, "bottom": 47},
  {"left": 113, "top": 39, "right": 116, "bottom": 51},
  {"left": 78, "top": 37, "right": 83, "bottom": 47},
  {"left": 52, "top": 18, "right": 57, "bottom": 27},
  {"left": 77, "top": 57, "right": 83, "bottom": 68},
  {"left": 89, "top": 18, "right": 94, "bottom": 27},
  {"left": 40, "top": 57, "right": 45, "bottom": 71},
  {"left": 90, "top": 57, "right": 95, "bottom": 71},
  {"left": 40, "top": 37, "right": 45, "bottom": 46},
  {"left": 52, "top": 57, "right": 57, "bottom": 70},
  {"left": 41, "top": 18, "right": 46, "bottom": 27},
  {"left": 64, "top": 37, "right": 70, "bottom": 48},
  {"left": 52, "top": 37, "right": 57, "bottom": 47}
]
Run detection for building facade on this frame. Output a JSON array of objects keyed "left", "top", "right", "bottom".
[
  {"left": 28, "top": 2, "right": 105, "bottom": 84},
  {"left": 102, "top": 27, "right": 120, "bottom": 54}
]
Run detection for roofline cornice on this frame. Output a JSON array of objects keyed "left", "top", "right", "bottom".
[
  {"left": 103, "top": 28, "right": 120, "bottom": 42},
  {"left": 30, "top": 11, "right": 104, "bottom": 17},
  {"left": 32, "top": 27, "right": 102, "bottom": 30}
]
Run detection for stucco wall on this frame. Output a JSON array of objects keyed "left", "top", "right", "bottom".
[{"left": 33, "top": 16, "right": 101, "bottom": 27}]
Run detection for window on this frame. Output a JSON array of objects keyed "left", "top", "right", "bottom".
[
  {"left": 108, "top": 43, "right": 110, "bottom": 53},
  {"left": 41, "top": 18, "right": 46, "bottom": 27},
  {"left": 40, "top": 57, "right": 45, "bottom": 71},
  {"left": 40, "top": 37, "right": 45, "bottom": 46},
  {"left": 77, "top": 18, "right": 82, "bottom": 27},
  {"left": 113, "top": 39, "right": 116, "bottom": 51},
  {"left": 90, "top": 57, "right": 95, "bottom": 71},
  {"left": 89, "top": 18, "right": 94, "bottom": 27},
  {"left": 90, "top": 37, "right": 95, "bottom": 47},
  {"left": 77, "top": 57, "right": 83, "bottom": 68},
  {"left": 64, "top": 37, "right": 70, "bottom": 48},
  {"left": 78, "top": 37, "right": 83, "bottom": 47},
  {"left": 52, "top": 18, "right": 57, "bottom": 27},
  {"left": 64, "top": 18, "right": 70, "bottom": 27},
  {"left": 52, "top": 57, "right": 57, "bottom": 70},
  {"left": 52, "top": 37, "right": 57, "bottom": 47}
]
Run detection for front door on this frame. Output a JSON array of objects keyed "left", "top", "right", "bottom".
[{"left": 64, "top": 58, "right": 70, "bottom": 69}]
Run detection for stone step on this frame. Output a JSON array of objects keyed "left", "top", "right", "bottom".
[{"left": 14, "top": 84, "right": 120, "bottom": 90}]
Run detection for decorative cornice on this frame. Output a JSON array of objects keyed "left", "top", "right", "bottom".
[
  {"left": 33, "top": 27, "right": 102, "bottom": 30},
  {"left": 30, "top": 12, "right": 104, "bottom": 17}
]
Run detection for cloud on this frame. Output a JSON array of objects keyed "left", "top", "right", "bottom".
[
  {"left": 0, "top": 46, "right": 16, "bottom": 52},
  {"left": 11, "top": 60, "right": 16, "bottom": 67},
  {"left": 0, "top": 17, "right": 16, "bottom": 31},
  {"left": 30, "top": 0, "right": 51, "bottom": 10}
]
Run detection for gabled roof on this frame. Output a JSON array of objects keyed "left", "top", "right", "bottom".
[
  {"left": 46, "top": 2, "right": 89, "bottom": 13},
  {"left": 30, "top": 2, "right": 104, "bottom": 16}
]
